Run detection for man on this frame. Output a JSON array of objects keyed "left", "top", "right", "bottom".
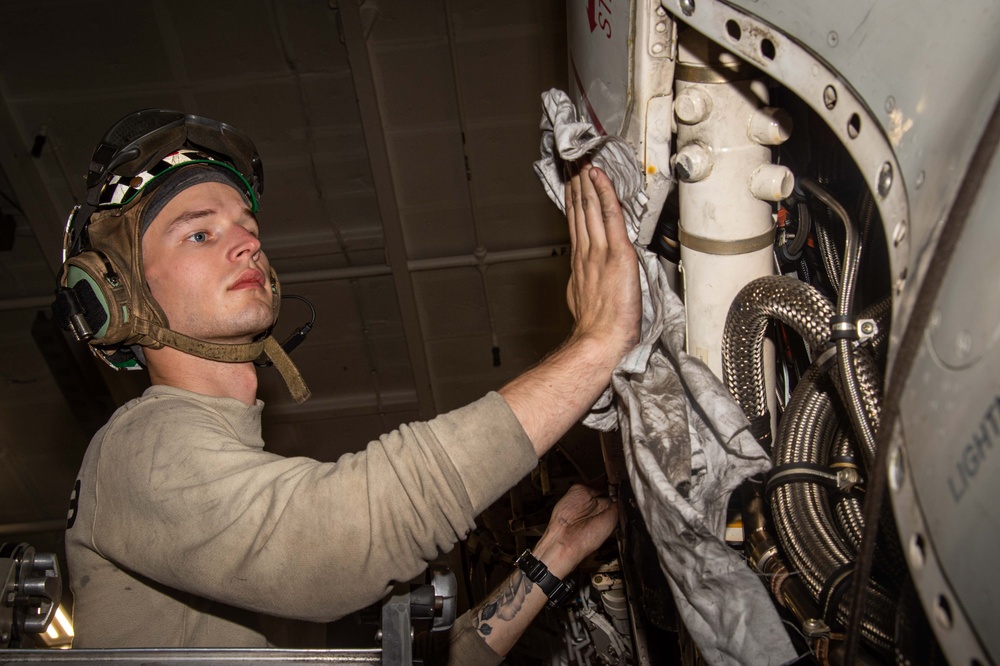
[{"left": 56, "top": 110, "right": 639, "bottom": 660}]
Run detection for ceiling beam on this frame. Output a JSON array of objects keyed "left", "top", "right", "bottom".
[{"left": 337, "top": 0, "right": 437, "bottom": 420}]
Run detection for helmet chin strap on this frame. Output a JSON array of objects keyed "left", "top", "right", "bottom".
[
  {"left": 134, "top": 319, "right": 311, "bottom": 404},
  {"left": 260, "top": 337, "right": 311, "bottom": 404}
]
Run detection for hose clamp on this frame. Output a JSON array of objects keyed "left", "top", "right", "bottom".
[
  {"left": 678, "top": 223, "right": 776, "bottom": 256},
  {"left": 764, "top": 462, "right": 865, "bottom": 503},
  {"left": 829, "top": 314, "right": 857, "bottom": 341}
]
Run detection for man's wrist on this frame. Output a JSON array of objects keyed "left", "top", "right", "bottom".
[
  {"left": 530, "top": 530, "right": 581, "bottom": 579},
  {"left": 565, "top": 329, "right": 632, "bottom": 372},
  {"left": 515, "top": 549, "right": 576, "bottom": 609}
]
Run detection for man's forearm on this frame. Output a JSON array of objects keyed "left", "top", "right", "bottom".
[
  {"left": 467, "top": 533, "right": 576, "bottom": 658},
  {"left": 498, "top": 332, "right": 621, "bottom": 458},
  {"left": 467, "top": 568, "right": 547, "bottom": 658}
]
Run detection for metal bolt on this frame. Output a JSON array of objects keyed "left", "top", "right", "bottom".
[
  {"left": 652, "top": 42, "right": 664, "bottom": 54},
  {"left": 675, "top": 88, "right": 713, "bottom": 124},
  {"left": 679, "top": 0, "right": 695, "bottom": 16},
  {"left": 836, "top": 467, "right": 862, "bottom": 490},
  {"left": 673, "top": 143, "right": 713, "bottom": 182},
  {"left": 878, "top": 162, "right": 893, "bottom": 196},
  {"left": 827, "top": 31, "right": 839, "bottom": 47},
  {"left": 857, "top": 318, "right": 878, "bottom": 342},
  {"left": 885, "top": 96, "right": 896, "bottom": 113},
  {"left": 802, "top": 618, "right": 829, "bottom": 637},
  {"left": 892, "top": 220, "right": 907, "bottom": 247},
  {"left": 655, "top": 21, "right": 667, "bottom": 33},
  {"left": 748, "top": 106, "right": 793, "bottom": 145},
  {"left": 823, "top": 85, "right": 838, "bottom": 110}
]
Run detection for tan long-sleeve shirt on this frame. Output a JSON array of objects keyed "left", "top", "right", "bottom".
[{"left": 66, "top": 384, "right": 536, "bottom": 655}]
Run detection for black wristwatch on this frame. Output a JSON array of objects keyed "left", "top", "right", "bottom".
[{"left": 515, "top": 549, "right": 576, "bottom": 609}]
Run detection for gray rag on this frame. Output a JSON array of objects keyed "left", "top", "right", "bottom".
[{"left": 533, "top": 89, "right": 797, "bottom": 665}]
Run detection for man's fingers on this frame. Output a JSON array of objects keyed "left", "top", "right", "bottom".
[
  {"left": 568, "top": 165, "right": 588, "bottom": 257},
  {"left": 589, "top": 166, "right": 629, "bottom": 248},
  {"left": 564, "top": 161, "right": 636, "bottom": 336},
  {"left": 578, "top": 165, "right": 609, "bottom": 250},
  {"left": 564, "top": 178, "right": 576, "bottom": 249},
  {"left": 565, "top": 162, "right": 626, "bottom": 248}
]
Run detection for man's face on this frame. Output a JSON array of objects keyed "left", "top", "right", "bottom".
[{"left": 141, "top": 181, "right": 275, "bottom": 344}]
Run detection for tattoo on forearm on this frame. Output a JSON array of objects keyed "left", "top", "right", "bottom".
[{"left": 473, "top": 570, "right": 534, "bottom": 637}]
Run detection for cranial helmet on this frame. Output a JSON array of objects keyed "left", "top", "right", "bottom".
[{"left": 52, "top": 109, "right": 310, "bottom": 403}]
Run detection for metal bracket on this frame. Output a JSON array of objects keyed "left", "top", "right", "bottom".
[{"left": 0, "top": 543, "right": 62, "bottom": 648}]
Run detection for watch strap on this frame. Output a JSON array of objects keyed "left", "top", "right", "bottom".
[{"left": 515, "top": 549, "right": 576, "bottom": 609}]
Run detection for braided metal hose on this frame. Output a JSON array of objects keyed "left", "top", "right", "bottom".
[
  {"left": 799, "top": 178, "right": 879, "bottom": 464},
  {"left": 722, "top": 275, "right": 835, "bottom": 421},
  {"left": 814, "top": 218, "right": 843, "bottom": 296},
  {"left": 771, "top": 362, "right": 895, "bottom": 653},
  {"left": 771, "top": 366, "right": 852, "bottom": 587},
  {"left": 721, "top": 271, "right": 897, "bottom": 653},
  {"left": 827, "top": 344, "right": 883, "bottom": 468},
  {"left": 860, "top": 296, "right": 891, "bottom": 362},
  {"left": 831, "top": 431, "right": 866, "bottom": 551},
  {"left": 831, "top": 296, "right": 891, "bottom": 551}
]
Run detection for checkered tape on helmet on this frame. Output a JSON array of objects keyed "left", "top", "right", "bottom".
[{"left": 96, "top": 149, "right": 256, "bottom": 211}]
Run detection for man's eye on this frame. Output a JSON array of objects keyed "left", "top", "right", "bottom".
[{"left": 188, "top": 231, "right": 208, "bottom": 243}]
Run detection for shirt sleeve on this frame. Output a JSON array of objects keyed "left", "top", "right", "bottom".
[{"left": 89, "top": 392, "right": 536, "bottom": 623}]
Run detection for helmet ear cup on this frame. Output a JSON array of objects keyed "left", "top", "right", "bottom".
[{"left": 55, "top": 250, "right": 133, "bottom": 345}]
